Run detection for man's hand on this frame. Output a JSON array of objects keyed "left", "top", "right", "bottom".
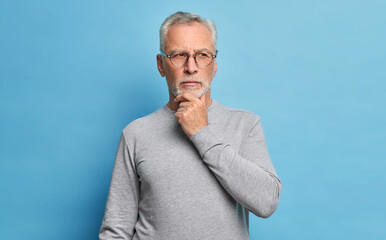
[{"left": 174, "top": 92, "right": 209, "bottom": 138}]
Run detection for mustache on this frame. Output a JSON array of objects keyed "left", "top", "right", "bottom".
[{"left": 176, "top": 76, "right": 204, "bottom": 83}]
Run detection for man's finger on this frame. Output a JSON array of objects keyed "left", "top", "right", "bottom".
[
  {"left": 178, "top": 101, "right": 194, "bottom": 108},
  {"left": 174, "top": 92, "right": 199, "bottom": 103}
]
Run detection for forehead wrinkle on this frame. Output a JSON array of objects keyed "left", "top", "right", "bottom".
[
  {"left": 164, "top": 22, "right": 214, "bottom": 53},
  {"left": 169, "top": 48, "right": 213, "bottom": 54}
]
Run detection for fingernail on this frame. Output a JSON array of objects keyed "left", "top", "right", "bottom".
[{"left": 174, "top": 98, "right": 177, "bottom": 102}]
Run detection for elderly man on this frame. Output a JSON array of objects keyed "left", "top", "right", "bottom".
[{"left": 99, "top": 11, "right": 281, "bottom": 240}]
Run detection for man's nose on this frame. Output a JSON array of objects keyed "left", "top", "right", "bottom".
[{"left": 184, "top": 55, "right": 198, "bottom": 74}]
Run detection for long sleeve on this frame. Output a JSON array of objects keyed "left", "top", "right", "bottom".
[
  {"left": 190, "top": 120, "right": 282, "bottom": 218},
  {"left": 99, "top": 133, "right": 140, "bottom": 239}
]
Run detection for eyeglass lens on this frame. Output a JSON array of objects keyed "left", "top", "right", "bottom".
[{"left": 170, "top": 51, "right": 213, "bottom": 66}]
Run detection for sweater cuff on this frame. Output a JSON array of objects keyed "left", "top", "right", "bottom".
[{"left": 190, "top": 124, "right": 224, "bottom": 158}]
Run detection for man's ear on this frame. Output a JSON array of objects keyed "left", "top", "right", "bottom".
[
  {"left": 212, "top": 60, "right": 218, "bottom": 77},
  {"left": 157, "top": 54, "right": 165, "bottom": 77}
]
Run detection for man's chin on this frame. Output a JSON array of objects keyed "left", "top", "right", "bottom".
[
  {"left": 171, "top": 85, "right": 209, "bottom": 98},
  {"left": 183, "top": 89, "right": 207, "bottom": 99}
]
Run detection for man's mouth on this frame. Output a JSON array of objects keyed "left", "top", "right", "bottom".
[{"left": 181, "top": 81, "right": 201, "bottom": 87}]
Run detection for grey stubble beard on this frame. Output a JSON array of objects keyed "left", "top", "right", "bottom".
[{"left": 168, "top": 76, "right": 211, "bottom": 99}]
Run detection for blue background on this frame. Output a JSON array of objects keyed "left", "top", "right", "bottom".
[{"left": 1, "top": 0, "right": 385, "bottom": 239}]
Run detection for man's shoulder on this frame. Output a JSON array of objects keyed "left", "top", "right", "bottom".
[
  {"left": 211, "top": 101, "right": 264, "bottom": 141},
  {"left": 121, "top": 106, "right": 166, "bottom": 138},
  {"left": 216, "top": 101, "right": 261, "bottom": 124}
]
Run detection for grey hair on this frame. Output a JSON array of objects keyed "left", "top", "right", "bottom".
[{"left": 159, "top": 11, "right": 217, "bottom": 52}]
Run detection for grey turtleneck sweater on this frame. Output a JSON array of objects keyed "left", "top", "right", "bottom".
[{"left": 99, "top": 99, "right": 281, "bottom": 240}]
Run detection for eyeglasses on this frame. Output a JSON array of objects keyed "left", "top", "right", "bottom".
[{"left": 160, "top": 50, "right": 218, "bottom": 67}]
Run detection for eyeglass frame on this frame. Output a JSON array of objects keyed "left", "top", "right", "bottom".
[{"left": 160, "top": 49, "right": 218, "bottom": 67}]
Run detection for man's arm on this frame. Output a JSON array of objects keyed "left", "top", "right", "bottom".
[
  {"left": 174, "top": 92, "right": 281, "bottom": 218},
  {"left": 190, "top": 120, "right": 281, "bottom": 218},
  {"left": 99, "top": 133, "right": 139, "bottom": 239}
]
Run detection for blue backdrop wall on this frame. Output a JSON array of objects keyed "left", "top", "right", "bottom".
[{"left": 1, "top": 0, "right": 385, "bottom": 239}]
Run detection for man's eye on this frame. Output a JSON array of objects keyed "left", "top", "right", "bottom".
[
  {"left": 173, "top": 53, "right": 186, "bottom": 58},
  {"left": 198, "top": 52, "right": 210, "bottom": 57}
]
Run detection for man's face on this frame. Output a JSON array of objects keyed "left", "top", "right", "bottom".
[{"left": 157, "top": 22, "right": 217, "bottom": 98}]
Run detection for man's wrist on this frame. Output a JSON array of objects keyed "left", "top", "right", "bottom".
[{"left": 190, "top": 124, "right": 224, "bottom": 158}]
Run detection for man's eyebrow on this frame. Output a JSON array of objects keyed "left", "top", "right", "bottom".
[
  {"left": 196, "top": 48, "right": 212, "bottom": 52},
  {"left": 170, "top": 49, "right": 185, "bottom": 52},
  {"left": 170, "top": 48, "right": 213, "bottom": 53}
]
